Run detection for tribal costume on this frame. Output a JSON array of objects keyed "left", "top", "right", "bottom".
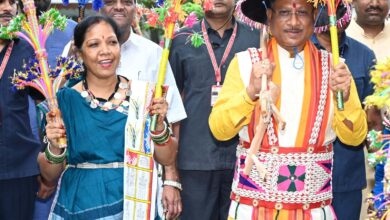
[{"left": 209, "top": 38, "right": 367, "bottom": 219}]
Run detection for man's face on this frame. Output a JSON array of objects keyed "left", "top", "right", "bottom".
[
  {"left": 354, "top": 0, "right": 389, "bottom": 27},
  {"left": 205, "top": 0, "right": 235, "bottom": 18},
  {"left": 100, "top": 0, "right": 135, "bottom": 32},
  {"left": 0, "top": 0, "right": 17, "bottom": 26},
  {"left": 267, "top": 0, "right": 315, "bottom": 52}
]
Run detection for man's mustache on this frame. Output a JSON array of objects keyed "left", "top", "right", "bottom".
[
  {"left": 366, "top": 6, "right": 382, "bottom": 13},
  {"left": 0, "top": 13, "right": 13, "bottom": 18}
]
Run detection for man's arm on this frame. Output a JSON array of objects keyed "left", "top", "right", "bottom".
[
  {"left": 332, "top": 78, "right": 368, "bottom": 146},
  {"left": 209, "top": 57, "right": 257, "bottom": 141},
  {"left": 162, "top": 122, "right": 182, "bottom": 220}
]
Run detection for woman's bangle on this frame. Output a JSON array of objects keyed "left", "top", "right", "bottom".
[
  {"left": 44, "top": 142, "right": 67, "bottom": 164},
  {"left": 163, "top": 180, "right": 182, "bottom": 191},
  {"left": 154, "top": 130, "right": 172, "bottom": 145},
  {"left": 155, "top": 136, "right": 172, "bottom": 146},
  {"left": 153, "top": 129, "right": 170, "bottom": 142},
  {"left": 150, "top": 121, "right": 172, "bottom": 145},
  {"left": 150, "top": 121, "right": 168, "bottom": 138}
]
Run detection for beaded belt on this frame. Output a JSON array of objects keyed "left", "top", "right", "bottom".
[
  {"left": 231, "top": 192, "right": 332, "bottom": 210},
  {"left": 67, "top": 162, "right": 124, "bottom": 169},
  {"left": 232, "top": 143, "right": 333, "bottom": 210}
]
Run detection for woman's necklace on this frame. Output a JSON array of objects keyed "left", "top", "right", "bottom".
[{"left": 80, "top": 75, "right": 131, "bottom": 112}]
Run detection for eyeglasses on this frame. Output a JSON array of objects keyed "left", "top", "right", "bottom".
[
  {"left": 271, "top": 8, "right": 312, "bottom": 20},
  {"left": 103, "top": 0, "right": 134, "bottom": 6}
]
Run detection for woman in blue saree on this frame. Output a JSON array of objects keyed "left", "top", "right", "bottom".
[{"left": 40, "top": 15, "right": 177, "bottom": 220}]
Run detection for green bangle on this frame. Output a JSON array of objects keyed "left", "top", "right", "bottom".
[
  {"left": 44, "top": 142, "right": 67, "bottom": 164},
  {"left": 152, "top": 127, "right": 172, "bottom": 145},
  {"left": 152, "top": 130, "right": 169, "bottom": 142},
  {"left": 150, "top": 121, "right": 168, "bottom": 138}
]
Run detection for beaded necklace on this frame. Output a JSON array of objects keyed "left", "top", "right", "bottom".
[{"left": 80, "top": 75, "right": 131, "bottom": 113}]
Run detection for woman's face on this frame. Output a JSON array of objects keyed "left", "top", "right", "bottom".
[{"left": 78, "top": 21, "right": 121, "bottom": 79}]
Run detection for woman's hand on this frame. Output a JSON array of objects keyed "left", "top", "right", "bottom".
[
  {"left": 46, "top": 111, "right": 66, "bottom": 150},
  {"left": 149, "top": 97, "right": 169, "bottom": 132}
]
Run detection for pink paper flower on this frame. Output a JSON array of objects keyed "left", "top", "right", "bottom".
[{"left": 184, "top": 12, "right": 198, "bottom": 28}]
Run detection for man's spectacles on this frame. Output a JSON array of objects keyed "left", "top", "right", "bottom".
[
  {"left": 103, "top": 0, "right": 134, "bottom": 6},
  {"left": 271, "top": 8, "right": 312, "bottom": 20}
]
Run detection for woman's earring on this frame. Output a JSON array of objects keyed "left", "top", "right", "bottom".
[{"left": 76, "top": 57, "right": 85, "bottom": 72}]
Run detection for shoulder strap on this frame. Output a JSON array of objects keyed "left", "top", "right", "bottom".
[{"left": 0, "top": 41, "right": 14, "bottom": 80}]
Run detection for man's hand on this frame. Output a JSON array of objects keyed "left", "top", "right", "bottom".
[
  {"left": 162, "top": 185, "right": 182, "bottom": 220},
  {"left": 246, "top": 59, "right": 275, "bottom": 101},
  {"left": 330, "top": 62, "right": 352, "bottom": 102},
  {"left": 36, "top": 171, "right": 57, "bottom": 200}
]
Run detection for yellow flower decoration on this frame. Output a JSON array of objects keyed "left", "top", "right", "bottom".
[{"left": 365, "top": 57, "right": 390, "bottom": 109}]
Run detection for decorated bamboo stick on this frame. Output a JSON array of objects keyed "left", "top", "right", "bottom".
[
  {"left": 150, "top": 0, "right": 182, "bottom": 131},
  {"left": 23, "top": 0, "right": 68, "bottom": 147},
  {"left": 327, "top": 0, "right": 344, "bottom": 110},
  {"left": 2, "top": 0, "right": 82, "bottom": 148}
]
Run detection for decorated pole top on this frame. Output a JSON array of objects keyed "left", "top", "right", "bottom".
[
  {"left": 22, "top": 0, "right": 40, "bottom": 45},
  {"left": 1, "top": 0, "right": 80, "bottom": 148}
]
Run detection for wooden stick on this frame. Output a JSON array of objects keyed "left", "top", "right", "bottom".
[
  {"left": 243, "top": 116, "right": 267, "bottom": 176},
  {"left": 252, "top": 154, "right": 267, "bottom": 180},
  {"left": 271, "top": 104, "right": 286, "bottom": 131},
  {"left": 260, "top": 27, "right": 269, "bottom": 116},
  {"left": 243, "top": 27, "right": 271, "bottom": 177}
]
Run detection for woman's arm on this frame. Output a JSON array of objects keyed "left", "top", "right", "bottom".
[
  {"left": 154, "top": 135, "right": 178, "bottom": 166},
  {"left": 150, "top": 97, "right": 178, "bottom": 166},
  {"left": 39, "top": 111, "right": 67, "bottom": 182}
]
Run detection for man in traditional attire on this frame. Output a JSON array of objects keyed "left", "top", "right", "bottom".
[{"left": 209, "top": 0, "right": 368, "bottom": 218}]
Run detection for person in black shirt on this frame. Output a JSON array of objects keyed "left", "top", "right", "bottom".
[
  {"left": 0, "top": 0, "right": 42, "bottom": 219},
  {"left": 169, "top": 0, "right": 260, "bottom": 218}
]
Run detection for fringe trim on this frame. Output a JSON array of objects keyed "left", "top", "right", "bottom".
[
  {"left": 235, "top": 0, "right": 266, "bottom": 30},
  {"left": 314, "top": 3, "right": 352, "bottom": 34}
]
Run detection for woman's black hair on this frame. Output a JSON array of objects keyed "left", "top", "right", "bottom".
[{"left": 73, "top": 15, "right": 122, "bottom": 50}]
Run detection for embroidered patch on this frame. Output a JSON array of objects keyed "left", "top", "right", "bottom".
[{"left": 277, "top": 165, "right": 306, "bottom": 192}]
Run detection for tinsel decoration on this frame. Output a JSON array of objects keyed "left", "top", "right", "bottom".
[
  {"left": 1, "top": 0, "right": 78, "bottom": 148},
  {"left": 365, "top": 58, "right": 390, "bottom": 220},
  {"left": 143, "top": 0, "right": 206, "bottom": 48}
]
